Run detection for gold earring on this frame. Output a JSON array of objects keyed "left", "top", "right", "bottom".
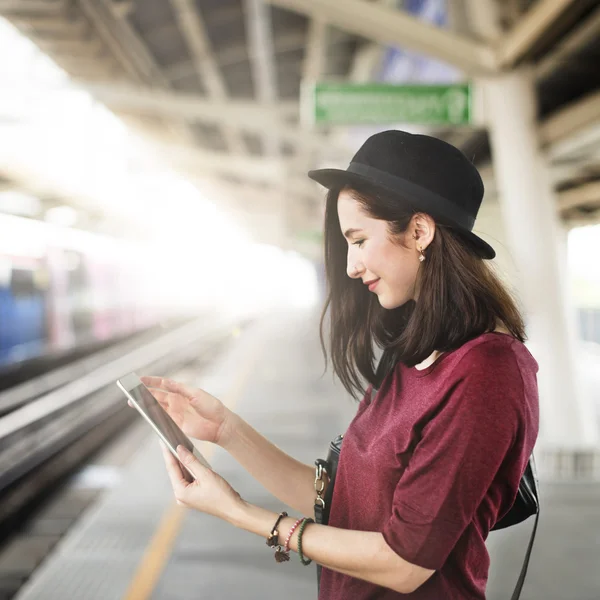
[{"left": 418, "top": 245, "right": 425, "bottom": 262}]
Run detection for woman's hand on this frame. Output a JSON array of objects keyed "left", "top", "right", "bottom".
[
  {"left": 160, "top": 442, "right": 244, "bottom": 522},
  {"left": 140, "top": 376, "right": 236, "bottom": 447}
]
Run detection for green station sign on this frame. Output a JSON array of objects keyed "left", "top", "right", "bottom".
[{"left": 305, "top": 82, "right": 472, "bottom": 126}]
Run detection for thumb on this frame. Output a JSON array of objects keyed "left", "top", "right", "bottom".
[{"left": 176, "top": 445, "right": 208, "bottom": 479}]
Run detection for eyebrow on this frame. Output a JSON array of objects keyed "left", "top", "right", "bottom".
[{"left": 343, "top": 228, "right": 363, "bottom": 239}]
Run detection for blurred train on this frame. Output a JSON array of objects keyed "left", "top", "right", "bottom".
[
  {"left": 0, "top": 213, "right": 166, "bottom": 371},
  {"left": 0, "top": 206, "right": 325, "bottom": 374}
]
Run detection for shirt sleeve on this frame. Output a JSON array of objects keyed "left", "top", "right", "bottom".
[{"left": 381, "top": 343, "right": 524, "bottom": 570}]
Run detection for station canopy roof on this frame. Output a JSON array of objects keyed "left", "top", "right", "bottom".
[{"left": 0, "top": 0, "right": 599, "bottom": 249}]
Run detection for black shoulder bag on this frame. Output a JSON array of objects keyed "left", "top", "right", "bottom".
[{"left": 314, "top": 434, "right": 540, "bottom": 600}]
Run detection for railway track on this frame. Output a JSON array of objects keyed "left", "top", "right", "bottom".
[{"left": 0, "top": 313, "right": 245, "bottom": 538}]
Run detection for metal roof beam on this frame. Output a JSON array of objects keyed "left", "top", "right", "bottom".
[
  {"left": 293, "top": 16, "right": 328, "bottom": 207},
  {"left": 100, "top": 0, "right": 171, "bottom": 85},
  {"left": 562, "top": 206, "right": 600, "bottom": 227},
  {"left": 152, "top": 143, "right": 285, "bottom": 183},
  {"left": 534, "top": 4, "right": 600, "bottom": 79},
  {"left": 558, "top": 181, "right": 600, "bottom": 213},
  {"left": 35, "top": 37, "right": 105, "bottom": 55},
  {"left": 265, "top": 0, "right": 497, "bottom": 74},
  {"left": 170, "top": 0, "right": 248, "bottom": 155},
  {"left": 245, "top": 0, "right": 279, "bottom": 106},
  {"left": 245, "top": 0, "right": 280, "bottom": 157},
  {"left": 480, "top": 156, "right": 600, "bottom": 197},
  {"left": 165, "top": 29, "right": 307, "bottom": 81},
  {"left": 462, "top": 0, "right": 502, "bottom": 41},
  {"left": 170, "top": 0, "right": 229, "bottom": 96},
  {"left": 496, "top": 0, "right": 581, "bottom": 67},
  {"left": 303, "top": 18, "right": 327, "bottom": 81},
  {"left": 81, "top": 0, "right": 198, "bottom": 146},
  {"left": 76, "top": 0, "right": 149, "bottom": 83},
  {"left": 10, "top": 15, "right": 89, "bottom": 35},
  {"left": 348, "top": 0, "right": 397, "bottom": 82},
  {"left": 53, "top": 56, "right": 120, "bottom": 77},
  {"left": 0, "top": 1, "right": 66, "bottom": 13},
  {"left": 539, "top": 89, "right": 600, "bottom": 159},
  {"left": 76, "top": 82, "right": 297, "bottom": 125},
  {"left": 74, "top": 81, "right": 350, "bottom": 156},
  {"left": 481, "top": 89, "right": 600, "bottom": 201},
  {"left": 322, "top": 0, "right": 397, "bottom": 172},
  {"left": 191, "top": 177, "right": 312, "bottom": 215}
]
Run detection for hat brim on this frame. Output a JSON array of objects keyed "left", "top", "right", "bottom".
[{"left": 308, "top": 167, "right": 496, "bottom": 260}]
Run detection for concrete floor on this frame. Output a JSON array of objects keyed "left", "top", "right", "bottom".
[{"left": 15, "top": 309, "right": 600, "bottom": 600}]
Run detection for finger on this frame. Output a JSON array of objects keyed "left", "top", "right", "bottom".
[
  {"left": 146, "top": 387, "right": 172, "bottom": 406},
  {"left": 148, "top": 391, "right": 187, "bottom": 422},
  {"left": 142, "top": 376, "right": 192, "bottom": 398},
  {"left": 160, "top": 442, "right": 188, "bottom": 490},
  {"left": 176, "top": 445, "right": 209, "bottom": 481},
  {"left": 140, "top": 375, "right": 164, "bottom": 387}
]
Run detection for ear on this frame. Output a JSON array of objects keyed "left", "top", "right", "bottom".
[{"left": 411, "top": 213, "right": 436, "bottom": 250}]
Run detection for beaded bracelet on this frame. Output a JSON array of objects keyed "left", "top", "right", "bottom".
[
  {"left": 284, "top": 518, "right": 304, "bottom": 553},
  {"left": 297, "top": 517, "right": 315, "bottom": 566},
  {"left": 266, "top": 511, "right": 290, "bottom": 563}
]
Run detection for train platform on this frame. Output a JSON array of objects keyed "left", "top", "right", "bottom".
[{"left": 12, "top": 309, "right": 600, "bottom": 600}]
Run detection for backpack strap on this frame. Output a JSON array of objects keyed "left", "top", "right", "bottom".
[
  {"left": 509, "top": 507, "right": 539, "bottom": 600},
  {"left": 510, "top": 453, "right": 540, "bottom": 600}
]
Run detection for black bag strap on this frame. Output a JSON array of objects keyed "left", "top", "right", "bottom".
[
  {"left": 510, "top": 452, "right": 540, "bottom": 600},
  {"left": 510, "top": 507, "right": 539, "bottom": 600}
]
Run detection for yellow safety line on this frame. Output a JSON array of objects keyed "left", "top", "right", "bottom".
[
  {"left": 123, "top": 333, "right": 264, "bottom": 600},
  {"left": 121, "top": 503, "right": 187, "bottom": 600}
]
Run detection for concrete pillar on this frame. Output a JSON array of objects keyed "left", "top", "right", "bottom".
[
  {"left": 473, "top": 197, "right": 520, "bottom": 291},
  {"left": 483, "top": 68, "right": 599, "bottom": 461}
]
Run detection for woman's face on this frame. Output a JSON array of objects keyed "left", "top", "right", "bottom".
[{"left": 337, "top": 189, "right": 422, "bottom": 310}]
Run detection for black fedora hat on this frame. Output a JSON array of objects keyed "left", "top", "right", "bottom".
[{"left": 308, "top": 129, "right": 495, "bottom": 259}]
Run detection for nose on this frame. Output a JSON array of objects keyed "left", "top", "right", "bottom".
[{"left": 347, "top": 256, "right": 364, "bottom": 279}]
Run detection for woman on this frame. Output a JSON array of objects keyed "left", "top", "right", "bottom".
[{"left": 146, "top": 130, "right": 539, "bottom": 599}]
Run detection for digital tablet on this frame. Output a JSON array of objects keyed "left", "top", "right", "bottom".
[{"left": 116, "top": 372, "right": 212, "bottom": 482}]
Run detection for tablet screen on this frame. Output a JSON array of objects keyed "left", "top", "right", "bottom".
[
  {"left": 124, "top": 378, "right": 194, "bottom": 455},
  {"left": 116, "top": 373, "right": 212, "bottom": 482}
]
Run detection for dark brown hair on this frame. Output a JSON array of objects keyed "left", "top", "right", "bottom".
[{"left": 319, "top": 183, "right": 526, "bottom": 400}]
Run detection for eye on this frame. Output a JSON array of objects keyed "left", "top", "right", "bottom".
[{"left": 353, "top": 239, "right": 365, "bottom": 248}]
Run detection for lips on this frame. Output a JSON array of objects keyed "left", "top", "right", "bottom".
[{"left": 365, "top": 278, "right": 380, "bottom": 291}]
